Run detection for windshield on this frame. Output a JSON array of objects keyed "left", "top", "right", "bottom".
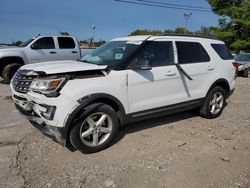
[
  {"left": 235, "top": 54, "right": 250, "bottom": 62},
  {"left": 79, "top": 41, "right": 142, "bottom": 67},
  {"left": 19, "top": 38, "right": 35, "bottom": 47}
]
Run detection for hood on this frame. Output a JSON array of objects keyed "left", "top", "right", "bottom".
[
  {"left": 20, "top": 60, "right": 108, "bottom": 75},
  {"left": 0, "top": 47, "right": 22, "bottom": 51}
]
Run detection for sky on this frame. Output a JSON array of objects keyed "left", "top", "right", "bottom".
[{"left": 0, "top": 0, "right": 220, "bottom": 43}]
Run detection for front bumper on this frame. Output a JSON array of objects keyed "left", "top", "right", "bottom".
[{"left": 15, "top": 103, "right": 67, "bottom": 146}]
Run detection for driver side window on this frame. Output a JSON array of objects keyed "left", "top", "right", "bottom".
[
  {"left": 130, "top": 41, "right": 174, "bottom": 68},
  {"left": 32, "top": 37, "right": 55, "bottom": 49}
]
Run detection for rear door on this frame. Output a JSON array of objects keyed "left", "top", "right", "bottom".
[
  {"left": 175, "top": 41, "right": 214, "bottom": 99},
  {"left": 57, "top": 37, "right": 80, "bottom": 60},
  {"left": 26, "top": 37, "right": 58, "bottom": 63}
]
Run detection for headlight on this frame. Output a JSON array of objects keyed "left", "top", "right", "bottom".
[{"left": 30, "top": 77, "right": 66, "bottom": 96}]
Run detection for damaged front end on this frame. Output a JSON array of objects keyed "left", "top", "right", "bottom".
[{"left": 11, "top": 68, "right": 111, "bottom": 146}]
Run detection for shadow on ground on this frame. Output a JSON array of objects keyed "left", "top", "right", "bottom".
[{"left": 112, "top": 111, "right": 196, "bottom": 146}]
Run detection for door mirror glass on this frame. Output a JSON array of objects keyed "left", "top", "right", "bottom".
[{"left": 31, "top": 43, "right": 39, "bottom": 49}]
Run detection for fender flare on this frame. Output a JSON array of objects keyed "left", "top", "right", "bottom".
[
  {"left": 206, "top": 78, "right": 230, "bottom": 98},
  {"left": 64, "top": 93, "right": 127, "bottom": 142}
]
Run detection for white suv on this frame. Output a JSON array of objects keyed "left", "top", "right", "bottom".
[{"left": 10, "top": 35, "right": 237, "bottom": 153}]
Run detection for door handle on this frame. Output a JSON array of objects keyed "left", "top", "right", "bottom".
[
  {"left": 207, "top": 66, "right": 214, "bottom": 71},
  {"left": 165, "top": 71, "right": 176, "bottom": 76},
  {"left": 49, "top": 51, "right": 57, "bottom": 54},
  {"left": 72, "top": 51, "right": 78, "bottom": 54}
]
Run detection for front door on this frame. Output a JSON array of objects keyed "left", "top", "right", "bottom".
[
  {"left": 26, "top": 37, "right": 58, "bottom": 63},
  {"left": 127, "top": 41, "right": 186, "bottom": 113}
]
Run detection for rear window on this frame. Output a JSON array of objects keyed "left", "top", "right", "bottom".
[
  {"left": 58, "top": 37, "right": 75, "bottom": 49},
  {"left": 176, "top": 42, "right": 210, "bottom": 64},
  {"left": 211, "top": 44, "right": 233, "bottom": 60}
]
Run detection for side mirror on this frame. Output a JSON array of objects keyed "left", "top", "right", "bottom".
[
  {"left": 138, "top": 60, "right": 152, "bottom": 70},
  {"left": 31, "top": 43, "right": 39, "bottom": 49},
  {"left": 139, "top": 65, "right": 152, "bottom": 70}
]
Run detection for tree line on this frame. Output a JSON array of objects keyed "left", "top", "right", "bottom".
[
  {"left": 129, "top": 0, "right": 250, "bottom": 52},
  {"left": 6, "top": 0, "right": 250, "bottom": 52}
]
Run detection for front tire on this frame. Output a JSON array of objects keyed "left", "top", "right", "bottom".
[
  {"left": 199, "top": 86, "right": 226, "bottom": 119},
  {"left": 2, "top": 63, "right": 21, "bottom": 84},
  {"left": 69, "top": 103, "right": 119, "bottom": 153}
]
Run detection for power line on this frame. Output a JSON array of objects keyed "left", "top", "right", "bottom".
[
  {"left": 114, "top": 0, "right": 212, "bottom": 12},
  {"left": 138, "top": 0, "right": 211, "bottom": 10}
]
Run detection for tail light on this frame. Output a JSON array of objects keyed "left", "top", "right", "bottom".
[
  {"left": 232, "top": 62, "right": 239, "bottom": 70},
  {"left": 232, "top": 62, "right": 239, "bottom": 79}
]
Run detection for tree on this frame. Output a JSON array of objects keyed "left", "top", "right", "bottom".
[
  {"left": 59, "top": 31, "right": 70, "bottom": 36},
  {"left": 11, "top": 40, "right": 23, "bottom": 46},
  {"left": 175, "top": 27, "right": 192, "bottom": 34},
  {"left": 194, "top": 26, "right": 216, "bottom": 37},
  {"left": 129, "top": 29, "right": 162, "bottom": 36},
  {"left": 208, "top": 0, "right": 250, "bottom": 51},
  {"left": 94, "top": 40, "right": 106, "bottom": 47}
]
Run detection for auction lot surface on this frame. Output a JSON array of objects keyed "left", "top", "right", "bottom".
[{"left": 0, "top": 78, "right": 249, "bottom": 188}]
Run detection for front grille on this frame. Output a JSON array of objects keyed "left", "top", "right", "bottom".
[{"left": 12, "top": 71, "right": 34, "bottom": 93}]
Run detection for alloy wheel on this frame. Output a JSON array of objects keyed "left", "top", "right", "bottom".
[
  {"left": 209, "top": 92, "right": 224, "bottom": 115},
  {"left": 79, "top": 112, "right": 112, "bottom": 147}
]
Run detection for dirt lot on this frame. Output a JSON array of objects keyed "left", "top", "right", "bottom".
[{"left": 0, "top": 77, "right": 249, "bottom": 188}]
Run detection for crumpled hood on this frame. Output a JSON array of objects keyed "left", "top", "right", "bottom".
[{"left": 20, "top": 60, "right": 108, "bottom": 74}]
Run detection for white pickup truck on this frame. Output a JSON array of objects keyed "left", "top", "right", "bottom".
[{"left": 0, "top": 35, "right": 94, "bottom": 83}]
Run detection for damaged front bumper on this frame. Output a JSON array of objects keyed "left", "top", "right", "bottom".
[{"left": 14, "top": 102, "right": 67, "bottom": 146}]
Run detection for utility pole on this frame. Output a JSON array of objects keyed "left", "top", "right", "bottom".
[
  {"left": 184, "top": 13, "right": 192, "bottom": 35},
  {"left": 92, "top": 25, "right": 96, "bottom": 47}
]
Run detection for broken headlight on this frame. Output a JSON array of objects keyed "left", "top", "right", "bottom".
[{"left": 30, "top": 77, "right": 66, "bottom": 96}]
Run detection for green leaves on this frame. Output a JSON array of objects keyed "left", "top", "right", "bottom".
[{"left": 208, "top": 0, "right": 250, "bottom": 51}]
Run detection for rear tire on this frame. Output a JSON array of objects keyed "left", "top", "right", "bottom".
[
  {"left": 69, "top": 103, "right": 119, "bottom": 154},
  {"left": 243, "top": 68, "right": 250, "bottom": 78},
  {"left": 199, "top": 86, "right": 226, "bottom": 119},
  {"left": 2, "top": 63, "right": 21, "bottom": 84}
]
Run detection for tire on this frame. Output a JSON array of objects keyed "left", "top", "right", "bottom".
[
  {"left": 69, "top": 103, "right": 119, "bottom": 153},
  {"left": 243, "top": 68, "right": 250, "bottom": 78},
  {"left": 2, "top": 63, "right": 21, "bottom": 84},
  {"left": 199, "top": 86, "right": 226, "bottom": 119}
]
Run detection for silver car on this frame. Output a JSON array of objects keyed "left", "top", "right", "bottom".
[{"left": 235, "top": 53, "right": 250, "bottom": 77}]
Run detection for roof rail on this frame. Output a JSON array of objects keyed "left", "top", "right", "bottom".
[{"left": 155, "top": 33, "right": 218, "bottom": 40}]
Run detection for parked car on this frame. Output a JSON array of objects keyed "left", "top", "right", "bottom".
[
  {"left": 10, "top": 34, "right": 237, "bottom": 153},
  {"left": 0, "top": 35, "right": 94, "bottom": 83},
  {"left": 234, "top": 53, "right": 250, "bottom": 77}
]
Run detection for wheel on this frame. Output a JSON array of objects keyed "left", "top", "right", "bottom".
[
  {"left": 69, "top": 103, "right": 119, "bottom": 153},
  {"left": 199, "top": 86, "right": 226, "bottom": 119},
  {"left": 2, "top": 63, "right": 21, "bottom": 84},
  {"left": 243, "top": 68, "right": 250, "bottom": 78}
]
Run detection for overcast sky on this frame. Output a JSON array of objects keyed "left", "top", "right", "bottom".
[{"left": 0, "top": 0, "right": 219, "bottom": 43}]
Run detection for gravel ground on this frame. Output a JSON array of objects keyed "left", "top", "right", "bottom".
[{"left": 0, "top": 78, "right": 249, "bottom": 188}]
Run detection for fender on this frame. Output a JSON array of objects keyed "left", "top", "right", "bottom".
[
  {"left": 0, "top": 48, "right": 28, "bottom": 63},
  {"left": 64, "top": 93, "right": 127, "bottom": 142},
  {"left": 206, "top": 78, "right": 230, "bottom": 98}
]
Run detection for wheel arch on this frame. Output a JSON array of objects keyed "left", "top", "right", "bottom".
[
  {"left": 0, "top": 56, "right": 25, "bottom": 76},
  {"left": 207, "top": 79, "right": 230, "bottom": 98},
  {"left": 64, "top": 93, "right": 127, "bottom": 148}
]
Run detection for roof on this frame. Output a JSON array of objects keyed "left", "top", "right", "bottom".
[{"left": 111, "top": 34, "right": 222, "bottom": 43}]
